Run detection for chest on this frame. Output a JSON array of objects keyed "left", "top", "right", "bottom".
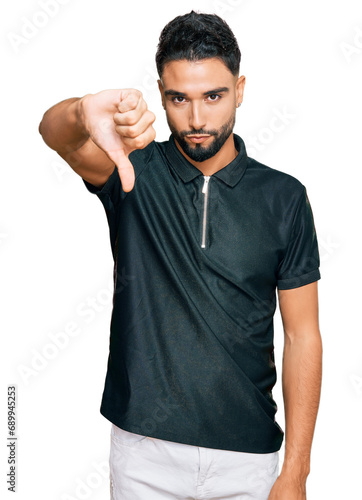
[{"left": 121, "top": 170, "right": 289, "bottom": 289}]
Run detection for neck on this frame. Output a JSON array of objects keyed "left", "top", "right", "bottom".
[{"left": 174, "top": 133, "right": 238, "bottom": 176}]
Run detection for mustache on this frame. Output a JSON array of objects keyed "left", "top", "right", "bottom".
[{"left": 180, "top": 129, "right": 218, "bottom": 138}]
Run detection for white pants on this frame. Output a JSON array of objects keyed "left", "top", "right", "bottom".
[{"left": 109, "top": 424, "right": 279, "bottom": 499}]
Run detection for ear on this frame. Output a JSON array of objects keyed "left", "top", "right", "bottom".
[
  {"left": 235, "top": 75, "right": 246, "bottom": 106},
  {"left": 157, "top": 79, "right": 166, "bottom": 109}
]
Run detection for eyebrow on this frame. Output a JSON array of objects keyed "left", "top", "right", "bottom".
[{"left": 164, "top": 87, "right": 230, "bottom": 97}]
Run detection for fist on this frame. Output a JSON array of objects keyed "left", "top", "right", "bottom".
[{"left": 80, "top": 89, "right": 156, "bottom": 192}]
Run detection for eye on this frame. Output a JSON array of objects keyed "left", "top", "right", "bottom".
[
  {"left": 172, "top": 96, "right": 186, "bottom": 103},
  {"left": 207, "top": 94, "right": 221, "bottom": 101}
]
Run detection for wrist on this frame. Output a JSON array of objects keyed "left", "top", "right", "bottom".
[
  {"left": 76, "top": 94, "right": 91, "bottom": 138},
  {"left": 281, "top": 457, "right": 310, "bottom": 482}
]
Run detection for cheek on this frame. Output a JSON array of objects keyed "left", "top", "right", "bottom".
[
  {"left": 165, "top": 107, "right": 186, "bottom": 129},
  {"left": 217, "top": 101, "right": 235, "bottom": 120}
]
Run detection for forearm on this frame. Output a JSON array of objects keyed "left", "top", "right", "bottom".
[
  {"left": 38, "top": 97, "right": 89, "bottom": 153},
  {"left": 280, "top": 331, "right": 323, "bottom": 481}
]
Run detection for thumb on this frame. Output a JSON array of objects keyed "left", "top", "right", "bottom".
[{"left": 111, "top": 150, "right": 135, "bottom": 193}]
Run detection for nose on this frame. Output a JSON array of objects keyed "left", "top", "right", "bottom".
[{"left": 188, "top": 100, "right": 207, "bottom": 132}]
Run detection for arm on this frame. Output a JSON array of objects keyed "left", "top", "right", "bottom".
[
  {"left": 268, "top": 281, "right": 322, "bottom": 500},
  {"left": 39, "top": 96, "right": 113, "bottom": 187},
  {"left": 38, "top": 89, "right": 156, "bottom": 191}
]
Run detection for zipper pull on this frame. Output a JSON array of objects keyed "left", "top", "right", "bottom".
[
  {"left": 201, "top": 176, "right": 211, "bottom": 249},
  {"left": 202, "top": 176, "right": 210, "bottom": 193}
]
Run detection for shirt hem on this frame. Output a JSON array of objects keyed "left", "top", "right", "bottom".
[
  {"left": 100, "top": 406, "right": 284, "bottom": 454},
  {"left": 277, "top": 268, "right": 321, "bottom": 290}
]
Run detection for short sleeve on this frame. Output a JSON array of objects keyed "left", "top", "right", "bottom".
[
  {"left": 82, "top": 165, "right": 123, "bottom": 257},
  {"left": 82, "top": 164, "right": 122, "bottom": 207},
  {"left": 277, "top": 186, "right": 321, "bottom": 290}
]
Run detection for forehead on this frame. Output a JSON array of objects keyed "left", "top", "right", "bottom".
[{"left": 161, "top": 58, "right": 235, "bottom": 93}]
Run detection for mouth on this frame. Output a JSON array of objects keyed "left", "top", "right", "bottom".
[{"left": 186, "top": 135, "right": 211, "bottom": 144}]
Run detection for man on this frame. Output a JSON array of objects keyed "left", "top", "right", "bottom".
[{"left": 39, "top": 11, "right": 322, "bottom": 500}]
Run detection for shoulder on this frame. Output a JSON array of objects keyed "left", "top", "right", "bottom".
[
  {"left": 246, "top": 155, "right": 304, "bottom": 190},
  {"left": 245, "top": 155, "right": 306, "bottom": 203},
  {"left": 128, "top": 138, "right": 170, "bottom": 179}
]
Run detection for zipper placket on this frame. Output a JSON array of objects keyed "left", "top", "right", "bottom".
[{"left": 201, "top": 175, "right": 211, "bottom": 248}]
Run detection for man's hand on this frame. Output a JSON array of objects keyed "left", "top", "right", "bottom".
[
  {"left": 79, "top": 89, "right": 156, "bottom": 192},
  {"left": 268, "top": 474, "right": 307, "bottom": 499}
]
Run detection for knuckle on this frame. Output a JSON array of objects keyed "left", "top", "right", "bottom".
[
  {"left": 133, "top": 137, "right": 144, "bottom": 149},
  {"left": 148, "top": 111, "right": 156, "bottom": 123},
  {"left": 125, "top": 114, "right": 138, "bottom": 127},
  {"left": 126, "top": 94, "right": 138, "bottom": 108},
  {"left": 127, "top": 127, "right": 139, "bottom": 139},
  {"left": 115, "top": 111, "right": 137, "bottom": 127},
  {"left": 113, "top": 111, "right": 122, "bottom": 125}
]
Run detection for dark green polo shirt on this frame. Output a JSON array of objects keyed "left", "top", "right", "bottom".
[{"left": 83, "top": 133, "right": 321, "bottom": 453}]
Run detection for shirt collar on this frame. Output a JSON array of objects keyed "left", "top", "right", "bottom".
[{"left": 165, "top": 133, "right": 248, "bottom": 187}]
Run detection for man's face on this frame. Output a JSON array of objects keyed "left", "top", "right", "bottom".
[{"left": 158, "top": 58, "right": 245, "bottom": 163}]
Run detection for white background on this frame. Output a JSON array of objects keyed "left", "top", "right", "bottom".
[{"left": 1, "top": 0, "right": 362, "bottom": 498}]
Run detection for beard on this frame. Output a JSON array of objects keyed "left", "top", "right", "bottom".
[{"left": 167, "top": 112, "right": 236, "bottom": 163}]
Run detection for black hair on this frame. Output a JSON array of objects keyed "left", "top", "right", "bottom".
[{"left": 156, "top": 11, "right": 241, "bottom": 78}]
